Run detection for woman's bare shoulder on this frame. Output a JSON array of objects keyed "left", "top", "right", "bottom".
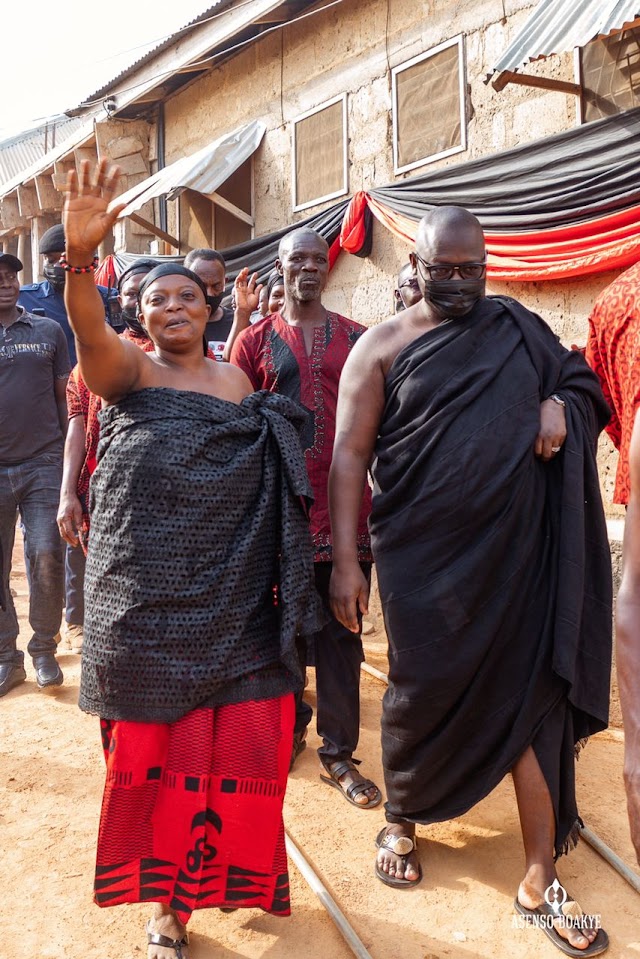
[{"left": 214, "top": 359, "right": 254, "bottom": 401}]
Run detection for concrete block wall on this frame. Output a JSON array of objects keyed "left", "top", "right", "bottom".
[
  {"left": 95, "top": 119, "right": 154, "bottom": 254},
  {"left": 159, "top": 0, "right": 625, "bottom": 511}
]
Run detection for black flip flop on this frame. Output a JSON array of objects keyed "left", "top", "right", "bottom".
[
  {"left": 375, "top": 826, "right": 422, "bottom": 888},
  {"left": 514, "top": 897, "right": 609, "bottom": 956}
]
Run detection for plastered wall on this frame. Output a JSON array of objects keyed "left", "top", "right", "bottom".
[
  {"left": 161, "top": 0, "right": 623, "bottom": 509},
  {"left": 162, "top": 0, "right": 610, "bottom": 328}
]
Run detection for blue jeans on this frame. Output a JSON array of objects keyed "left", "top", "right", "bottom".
[{"left": 0, "top": 451, "right": 64, "bottom": 664}]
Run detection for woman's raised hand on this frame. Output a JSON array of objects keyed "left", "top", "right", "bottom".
[{"left": 63, "top": 159, "right": 126, "bottom": 258}]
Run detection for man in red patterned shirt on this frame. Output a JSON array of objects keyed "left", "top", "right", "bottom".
[
  {"left": 230, "top": 228, "right": 381, "bottom": 808},
  {"left": 586, "top": 262, "right": 640, "bottom": 504}
]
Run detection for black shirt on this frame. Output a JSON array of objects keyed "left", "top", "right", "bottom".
[
  {"left": 205, "top": 306, "right": 234, "bottom": 362},
  {"left": 0, "top": 308, "right": 71, "bottom": 465}
]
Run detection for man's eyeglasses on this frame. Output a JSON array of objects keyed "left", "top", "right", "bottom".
[{"left": 414, "top": 253, "right": 486, "bottom": 282}]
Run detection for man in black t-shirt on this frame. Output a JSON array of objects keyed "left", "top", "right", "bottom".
[{"left": 0, "top": 253, "right": 70, "bottom": 696}]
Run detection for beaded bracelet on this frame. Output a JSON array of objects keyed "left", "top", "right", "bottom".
[{"left": 59, "top": 254, "right": 99, "bottom": 274}]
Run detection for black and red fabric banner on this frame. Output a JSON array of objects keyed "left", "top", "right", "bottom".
[
  {"left": 99, "top": 107, "right": 640, "bottom": 287},
  {"left": 343, "top": 106, "right": 640, "bottom": 281}
]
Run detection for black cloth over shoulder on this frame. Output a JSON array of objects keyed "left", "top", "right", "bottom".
[
  {"left": 80, "top": 388, "right": 324, "bottom": 723},
  {"left": 371, "top": 296, "right": 612, "bottom": 856}
]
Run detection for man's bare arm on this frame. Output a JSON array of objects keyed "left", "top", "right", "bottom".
[
  {"left": 57, "top": 415, "right": 85, "bottom": 548},
  {"left": 616, "top": 407, "right": 640, "bottom": 865},
  {"left": 329, "top": 328, "right": 387, "bottom": 631}
]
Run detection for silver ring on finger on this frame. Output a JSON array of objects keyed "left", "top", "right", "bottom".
[{"left": 551, "top": 446, "right": 561, "bottom": 453}]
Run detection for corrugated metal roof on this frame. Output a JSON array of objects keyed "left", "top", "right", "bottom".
[
  {"left": 0, "top": 116, "right": 97, "bottom": 200},
  {"left": 78, "top": 2, "right": 229, "bottom": 106},
  {"left": 117, "top": 120, "right": 265, "bottom": 216},
  {"left": 490, "top": 0, "right": 640, "bottom": 77},
  {"left": 0, "top": 117, "right": 86, "bottom": 187}
]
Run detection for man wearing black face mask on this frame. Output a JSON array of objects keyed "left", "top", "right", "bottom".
[
  {"left": 117, "top": 259, "right": 158, "bottom": 342},
  {"left": 183, "top": 248, "right": 233, "bottom": 361},
  {"left": 18, "top": 224, "right": 114, "bottom": 365},
  {"left": 328, "top": 207, "right": 612, "bottom": 954}
]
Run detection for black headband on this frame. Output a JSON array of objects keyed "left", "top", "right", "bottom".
[
  {"left": 137, "top": 263, "right": 208, "bottom": 303},
  {"left": 117, "top": 259, "right": 160, "bottom": 292}
]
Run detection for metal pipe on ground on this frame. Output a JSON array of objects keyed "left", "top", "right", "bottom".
[
  {"left": 285, "top": 831, "right": 374, "bottom": 959},
  {"left": 580, "top": 826, "right": 640, "bottom": 894},
  {"left": 360, "top": 662, "right": 640, "bottom": 896}
]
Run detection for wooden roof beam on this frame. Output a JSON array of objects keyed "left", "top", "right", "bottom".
[{"left": 492, "top": 70, "right": 581, "bottom": 96}]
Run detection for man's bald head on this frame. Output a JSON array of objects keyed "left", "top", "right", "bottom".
[
  {"left": 416, "top": 207, "right": 485, "bottom": 262},
  {"left": 395, "top": 262, "right": 421, "bottom": 311},
  {"left": 411, "top": 207, "right": 487, "bottom": 321},
  {"left": 278, "top": 227, "right": 328, "bottom": 260}
]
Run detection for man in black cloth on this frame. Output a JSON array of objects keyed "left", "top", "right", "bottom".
[{"left": 329, "top": 207, "right": 611, "bottom": 956}]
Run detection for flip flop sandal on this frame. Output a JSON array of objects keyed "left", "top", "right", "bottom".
[
  {"left": 375, "top": 827, "right": 422, "bottom": 888},
  {"left": 514, "top": 896, "right": 609, "bottom": 957},
  {"left": 146, "top": 919, "right": 190, "bottom": 958},
  {"left": 319, "top": 758, "right": 382, "bottom": 809}
]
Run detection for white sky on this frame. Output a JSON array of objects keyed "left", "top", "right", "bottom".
[{"left": 2, "top": 1, "right": 212, "bottom": 140}]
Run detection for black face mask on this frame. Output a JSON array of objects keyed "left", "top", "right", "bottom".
[
  {"left": 424, "top": 277, "right": 485, "bottom": 319},
  {"left": 43, "top": 263, "right": 65, "bottom": 292},
  {"left": 206, "top": 292, "right": 224, "bottom": 315},
  {"left": 121, "top": 305, "right": 148, "bottom": 338}
]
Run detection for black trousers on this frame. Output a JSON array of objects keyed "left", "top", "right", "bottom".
[{"left": 295, "top": 561, "right": 371, "bottom": 764}]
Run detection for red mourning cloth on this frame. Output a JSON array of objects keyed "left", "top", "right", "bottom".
[
  {"left": 94, "top": 254, "right": 118, "bottom": 289},
  {"left": 585, "top": 260, "right": 640, "bottom": 504},
  {"left": 95, "top": 696, "right": 294, "bottom": 924},
  {"left": 340, "top": 194, "right": 640, "bottom": 282},
  {"left": 340, "top": 191, "right": 370, "bottom": 253}
]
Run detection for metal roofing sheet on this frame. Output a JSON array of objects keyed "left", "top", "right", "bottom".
[
  {"left": 490, "top": 0, "right": 640, "bottom": 76},
  {"left": 0, "top": 117, "right": 97, "bottom": 200},
  {"left": 0, "top": 117, "right": 86, "bottom": 187},
  {"left": 80, "top": 2, "right": 228, "bottom": 106},
  {"left": 117, "top": 120, "right": 266, "bottom": 217}
]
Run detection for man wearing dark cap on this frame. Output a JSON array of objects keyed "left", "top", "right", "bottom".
[
  {"left": 0, "top": 252, "right": 70, "bottom": 696},
  {"left": 18, "top": 223, "right": 115, "bottom": 365}
]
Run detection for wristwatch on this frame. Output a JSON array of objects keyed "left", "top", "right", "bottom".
[{"left": 548, "top": 393, "right": 566, "bottom": 407}]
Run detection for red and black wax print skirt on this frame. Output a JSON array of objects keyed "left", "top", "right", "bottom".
[{"left": 95, "top": 694, "right": 294, "bottom": 925}]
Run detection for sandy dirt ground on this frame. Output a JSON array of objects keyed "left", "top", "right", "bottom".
[{"left": 2, "top": 541, "right": 640, "bottom": 959}]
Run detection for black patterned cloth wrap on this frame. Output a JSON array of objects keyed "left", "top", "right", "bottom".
[{"left": 80, "top": 388, "right": 323, "bottom": 723}]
